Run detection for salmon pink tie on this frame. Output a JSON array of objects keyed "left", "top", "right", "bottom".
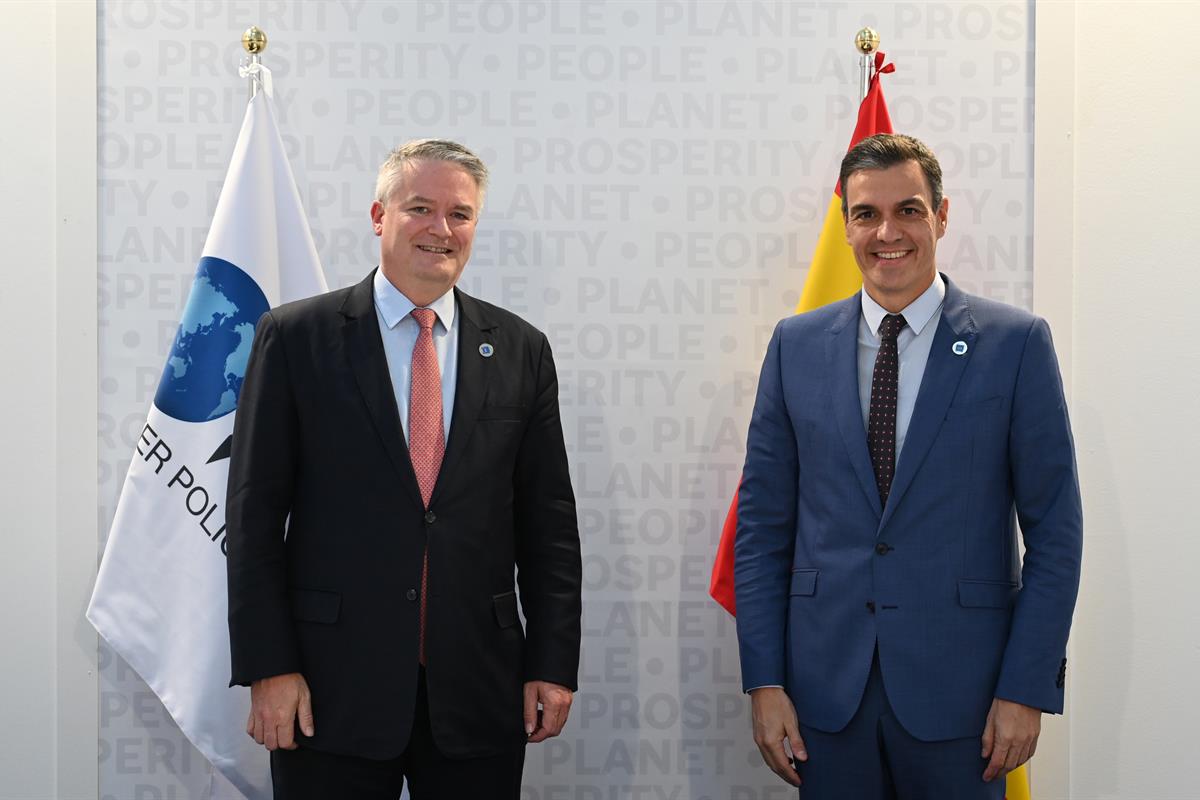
[{"left": 409, "top": 308, "right": 444, "bottom": 665}]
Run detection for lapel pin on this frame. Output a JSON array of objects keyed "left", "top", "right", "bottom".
[
  {"left": 479, "top": 343, "right": 495, "bottom": 358},
  {"left": 952, "top": 341, "right": 968, "bottom": 356}
]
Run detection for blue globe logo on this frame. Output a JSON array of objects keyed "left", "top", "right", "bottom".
[{"left": 155, "top": 256, "right": 270, "bottom": 422}]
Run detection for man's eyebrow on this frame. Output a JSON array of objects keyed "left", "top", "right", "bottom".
[
  {"left": 895, "top": 195, "right": 927, "bottom": 207},
  {"left": 403, "top": 194, "right": 475, "bottom": 213}
]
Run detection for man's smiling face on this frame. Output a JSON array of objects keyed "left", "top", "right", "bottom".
[
  {"left": 371, "top": 159, "right": 480, "bottom": 306},
  {"left": 843, "top": 159, "right": 949, "bottom": 312}
]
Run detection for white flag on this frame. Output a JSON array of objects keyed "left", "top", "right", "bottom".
[{"left": 88, "top": 69, "right": 326, "bottom": 800}]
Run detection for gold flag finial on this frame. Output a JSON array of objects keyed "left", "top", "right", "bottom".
[
  {"left": 854, "top": 27, "right": 880, "bottom": 56},
  {"left": 242, "top": 26, "right": 267, "bottom": 55}
]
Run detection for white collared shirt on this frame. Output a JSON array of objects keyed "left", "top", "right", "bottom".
[
  {"left": 857, "top": 274, "right": 946, "bottom": 460},
  {"left": 372, "top": 269, "right": 459, "bottom": 444}
]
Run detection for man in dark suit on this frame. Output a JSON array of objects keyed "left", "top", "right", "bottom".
[
  {"left": 226, "top": 139, "right": 582, "bottom": 799},
  {"left": 735, "top": 134, "right": 1082, "bottom": 798}
]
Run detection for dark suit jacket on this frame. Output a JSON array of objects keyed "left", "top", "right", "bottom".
[
  {"left": 226, "top": 270, "right": 581, "bottom": 760},
  {"left": 735, "top": 276, "right": 1082, "bottom": 741}
]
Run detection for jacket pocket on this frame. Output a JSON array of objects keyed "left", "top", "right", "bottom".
[
  {"left": 789, "top": 569, "right": 818, "bottom": 597},
  {"left": 289, "top": 588, "right": 341, "bottom": 624},
  {"left": 478, "top": 405, "right": 527, "bottom": 421},
  {"left": 492, "top": 591, "right": 520, "bottom": 628},
  {"left": 957, "top": 578, "right": 1018, "bottom": 609}
]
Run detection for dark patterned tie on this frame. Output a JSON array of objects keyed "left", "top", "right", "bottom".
[
  {"left": 867, "top": 313, "right": 907, "bottom": 506},
  {"left": 409, "top": 308, "right": 444, "bottom": 665}
]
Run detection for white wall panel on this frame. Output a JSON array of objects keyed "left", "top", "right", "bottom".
[{"left": 1066, "top": 3, "right": 1200, "bottom": 798}]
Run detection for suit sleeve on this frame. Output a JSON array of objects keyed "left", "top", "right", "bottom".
[
  {"left": 513, "top": 333, "right": 582, "bottom": 689},
  {"left": 994, "top": 317, "right": 1083, "bottom": 713},
  {"left": 734, "top": 321, "right": 799, "bottom": 692},
  {"left": 226, "top": 310, "right": 303, "bottom": 687}
]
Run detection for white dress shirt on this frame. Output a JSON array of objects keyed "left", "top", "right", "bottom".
[
  {"left": 372, "top": 268, "right": 458, "bottom": 444},
  {"left": 857, "top": 274, "right": 946, "bottom": 460}
]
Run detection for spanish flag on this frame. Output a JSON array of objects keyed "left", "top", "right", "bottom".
[
  {"left": 707, "top": 51, "right": 1032, "bottom": 800},
  {"left": 708, "top": 51, "right": 895, "bottom": 615}
]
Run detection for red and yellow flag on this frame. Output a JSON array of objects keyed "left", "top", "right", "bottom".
[
  {"left": 1008, "top": 766, "right": 1031, "bottom": 800},
  {"left": 705, "top": 52, "right": 1032, "bottom": 800},
  {"left": 708, "top": 52, "right": 895, "bottom": 615}
]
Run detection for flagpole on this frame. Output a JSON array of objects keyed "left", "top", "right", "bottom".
[
  {"left": 241, "top": 26, "right": 267, "bottom": 98},
  {"left": 855, "top": 27, "right": 880, "bottom": 102}
]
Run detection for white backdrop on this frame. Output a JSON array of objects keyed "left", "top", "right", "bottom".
[
  {"left": 96, "top": 2, "right": 1034, "bottom": 797},
  {"left": 1063, "top": 3, "right": 1200, "bottom": 798}
]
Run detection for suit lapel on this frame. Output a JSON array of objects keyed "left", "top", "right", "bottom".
[
  {"left": 879, "top": 276, "right": 977, "bottom": 530},
  {"left": 430, "top": 289, "right": 497, "bottom": 506},
  {"left": 828, "top": 296, "right": 883, "bottom": 517},
  {"left": 340, "top": 270, "right": 423, "bottom": 508}
]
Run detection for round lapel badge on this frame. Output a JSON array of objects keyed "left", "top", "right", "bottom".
[
  {"left": 952, "top": 340, "right": 968, "bottom": 356},
  {"left": 479, "top": 343, "right": 495, "bottom": 358}
]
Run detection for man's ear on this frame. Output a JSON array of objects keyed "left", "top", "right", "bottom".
[
  {"left": 935, "top": 196, "right": 949, "bottom": 239},
  {"left": 370, "top": 201, "right": 385, "bottom": 236}
]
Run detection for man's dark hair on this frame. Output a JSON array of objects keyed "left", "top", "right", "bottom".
[{"left": 839, "top": 133, "right": 944, "bottom": 217}]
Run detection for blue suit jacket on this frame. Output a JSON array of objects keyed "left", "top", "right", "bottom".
[{"left": 734, "top": 276, "right": 1082, "bottom": 742}]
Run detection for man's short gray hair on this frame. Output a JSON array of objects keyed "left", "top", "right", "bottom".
[{"left": 374, "top": 139, "right": 489, "bottom": 205}]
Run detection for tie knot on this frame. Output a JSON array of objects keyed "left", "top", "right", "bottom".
[
  {"left": 411, "top": 308, "right": 436, "bottom": 331},
  {"left": 879, "top": 314, "right": 906, "bottom": 340}
]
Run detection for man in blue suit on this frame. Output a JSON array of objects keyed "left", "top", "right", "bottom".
[{"left": 734, "top": 134, "right": 1082, "bottom": 798}]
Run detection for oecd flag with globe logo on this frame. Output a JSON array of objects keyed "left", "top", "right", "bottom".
[
  {"left": 88, "top": 66, "right": 326, "bottom": 800},
  {"left": 154, "top": 256, "right": 270, "bottom": 426}
]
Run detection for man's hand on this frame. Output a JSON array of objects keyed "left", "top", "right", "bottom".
[
  {"left": 981, "top": 697, "right": 1040, "bottom": 781},
  {"left": 247, "top": 672, "right": 314, "bottom": 751},
  {"left": 524, "top": 680, "right": 573, "bottom": 743},
  {"left": 750, "top": 687, "right": 805, "bottom": 787}
]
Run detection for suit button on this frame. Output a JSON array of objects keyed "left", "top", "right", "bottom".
[
  {"left": 875, "top": 542, "right": 890, "bottom": 555},
  {"left": 866, "top": 601, "right": 875, "bottom": 613},
  {"left": 424, "top": 511, "right": 436, "bottom": 524},
  {"left": 406, "top": 588, "right": 417, "bottom": 601}
]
